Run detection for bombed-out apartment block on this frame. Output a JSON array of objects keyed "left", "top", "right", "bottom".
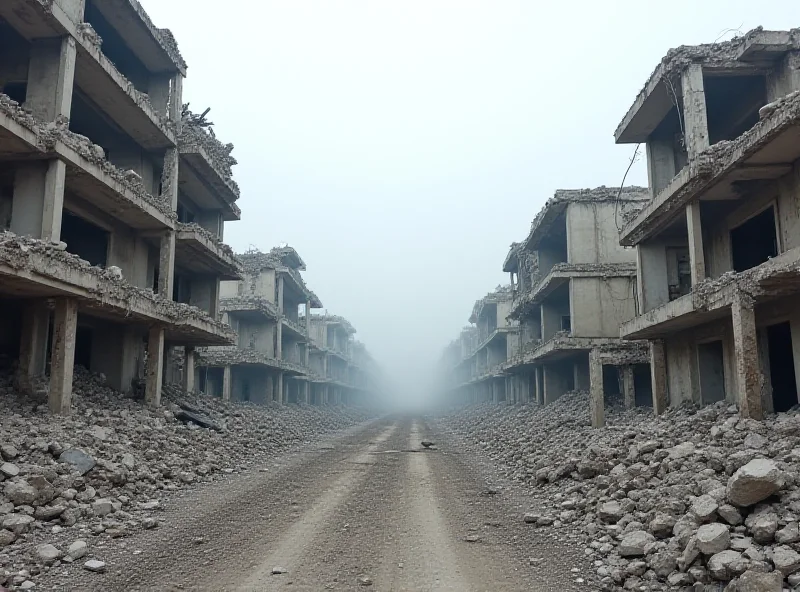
[
  {"left": 445, "top": 286, "right": 519, "bottom": 402},
  {"left": 306, "top": 314, "right": 362, "bottom": 405},
  {"left": 195, "top": 247, "right": 323, "bottom": 404},
  {"left": 616, "top": 27, "right": 800, "bottom": 420},
  {"left": 500, "top": 188, "right": 652, "bottom": 425},
  {"left": 0, "top": 0, "right": 242, "bottom": 413}
]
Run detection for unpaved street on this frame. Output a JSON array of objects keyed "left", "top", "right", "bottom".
[{"left": 41, "top": 416, "right": 589, "bottom": 591}]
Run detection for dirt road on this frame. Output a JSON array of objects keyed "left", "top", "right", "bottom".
[{"left": 45, "top": 416, "right": 590, "bottom": 591}]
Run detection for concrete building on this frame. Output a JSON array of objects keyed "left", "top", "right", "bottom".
[
  {"left": 446, "top": 286, "right": 519, "bottom": 403},
  {"left": 307, "top": 314, "right": 358, "bottom": 405},
  {"left": 616, "top": 28, "right": 800, "bottom": 419},
  {"left": 0, "top": 0, "right": 240, "bottom": 413},
  {"left": 195, "top": 246, "right": 323, "bottom": 404}
]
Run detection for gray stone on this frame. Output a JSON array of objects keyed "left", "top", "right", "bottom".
[
  {"left": 83, "top": 559, "right": 106, "bottom": 573},
  {"left": 650, "top": 512, "right": 677, "bottom": 538},
  {"left": 727, "top": 570, "right": 782, "bottom": 592},
  {"left": 0, "top": 463, "right": 19, "bottom": 478},
  {"left": 692, "top": 495, "right": 719, "bottom": 522},
  {"left": 271, "top": 567, "right": 287, "bottom": 575},
  {"left": 68, "top": 540, "right": 88, "bottom": 560},
  {"left": 0, "top": 529, "right": 15, "bottom": 547},
  {"left": 599, "top": 501, "right": 624, "bottom": 523},
  {"left": 4, "top": 481, "right": 37, "bottom": 506},
  {"left": 59, "top": 449, "right": 96, "bottom": 476},
  {"left": 35, "top": 543, "right": 62, "bottom": 563},
  {"left": 718, "top": 504, "right": 743, "bottom": 526},
  {"left": 697, "top": 523, "right": 730, "bottom": 555},
  {"left": 0, "top": 444, "right": 18, "bottom": 460},
  {"left": 727, "top": 459, "right": 785, "bottom": 507},
  {"left": 92, "top": 498, "right": 114, "bottom": 517},
  {"left": 2, "top": 513, "right": 34, "bottom": 534},
  {"left": 772, "top": 545, "right": 800, "bottom": 576},
  {"left": 775, "top": 521, "right": 800, "bottom": 544},
  {"left": 668, "top": 442, "right": 696, "bottom": 459},
  {"left": 619, "top": 530, "right": 654, "bottom": 557},
  {"left": 750, "top": 513, "right": 778, "bottom": 544},
  {"left": 34, "top": 505, "right": 66, "bottom": 521},
  {"left": 707, "top": 550, "right": 743, "bottom": 581},
  {"left": 743, "top": 433, "right": 768, "bottom": 450}
]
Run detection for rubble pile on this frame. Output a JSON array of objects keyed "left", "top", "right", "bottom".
[
  {"left": 176, "top": 222, "right": 239, "bottom": 263},
  {"left": 441, "top": 395, "right": 800, "bottom": 590},
  {"left": 0, "top": 367, "right": 369, "bottom": 589},
  {"left": 179, "top": 108, "right": 239, "bottom": 196}
]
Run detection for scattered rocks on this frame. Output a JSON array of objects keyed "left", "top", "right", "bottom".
[
  {"left": 726, "top": 459, "right": 785, "bottom": 507},
  {"left": 696, "top": 523, "right": 730, "bottom": 555},
  {"left": 35, "top": 543, "right": 62, "bottom": 564},
  {"left": 83, "top": 559, "right": 106, "bottom": 573},
  {"left": 618, "top": 531, "right": 653, "bottom": 557},
  {"left": 67, "top": 540, "right": 88, "bottom": 560}
]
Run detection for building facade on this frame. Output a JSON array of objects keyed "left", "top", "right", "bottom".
[
  {"left": 0, "top": 0, "right": 238, "bottom": 413},
  {"left": 616, "top": 28, "right": 800, "bottom": 419}
]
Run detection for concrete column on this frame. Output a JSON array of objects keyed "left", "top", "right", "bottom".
[
  {"left": 534, "top": 366, "right": 542, "bottom": 404},
  {"left": 731, "top": 293, "right": 763, "bottom": 420},
  {"left": 276, "top": 372, "right": 283, "bottom": 404},
  {"left": 305, "top": 299, "right": 311, "bottom": 336},
  {"left": 650, "top": 340, "right": 668, "bottom": 415},
  {"left": 646, "top": 139, "right": 677, "bottom": 197},
  {"left": 222, "top": 365, "right": 232, "bottom": 401},
  {"left": 148, "top": 72, "right": 183, "bottom": 121},
  {"left": 145, "top": 327, "right": 165, "bottom": 407},
  {"left": 767, "top": 51, "right": 800, "bottom": 101},
  {"left": 276, "top": 320, "right": 283, "bottom": 361},
  {"left": 183, "top": 347, "right": 196, "bottom": 393},
  {"left": 686, "top": 201, "right": 706, "bottom": 286},
  {"left": 26, "top": 36, "right": 76, "bottom": 122},
  {"left": 277, "top": 275, "right": 285, "bottom": 314},
  {"left": 681, "top": 63, "right": 710, "bottom": 159},
  {"left": 266, "top": 374, "right": 274, "bottom": 402},
  {"left": 790, "top": 310, "right": 800, "bottom": 406},
  {"left": 622, "top": 365, "right": 636, "bottom": 409},
  {"left": 158, "top": 231, "right": 176, "bottom": 299},
  {"left": 11, "top": 160, "right": 67, "bottom": 242},
  {"left": 18, "top": 301, "right": 50, "bottom": 394},
  {"left": 589, "top": 350, "right": 604, "bottom": 428},
  {"left": 303, "top": 381, "right": 310, "bottom": 404},
  {"left": 48, "top": 298, "right": 77, "bottom": 415},
  {"left": 160, "top": 148, "right": 180, "bottom": 211}
]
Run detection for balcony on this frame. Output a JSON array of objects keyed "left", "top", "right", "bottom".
[
  {"left": 178, "top": 127, "right": 240, "bottom": 221},
  {"left": 220, "top": 296, "right": 278, "bottom": 321},
  {"left": 174, "top": 223, "right": 243, "bottom": 280}
]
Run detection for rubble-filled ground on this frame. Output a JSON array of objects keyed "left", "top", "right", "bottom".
[
  {"left": 0, "top": 367, "right": 370, "bottom": 590},
  {"left": 438, "top": 394, "right": 800, "bottom": 591}
]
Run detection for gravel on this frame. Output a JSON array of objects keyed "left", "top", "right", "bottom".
[{"left": 438, "top": 391, "right": 800, "bottom": 590}]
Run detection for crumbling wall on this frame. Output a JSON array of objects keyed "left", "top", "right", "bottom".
[
  {"left": 570, "top": 276, "right": 637, "bottom": 338},
  {"left": 566, "top": 201, "right": 641, "bottom": 265}
]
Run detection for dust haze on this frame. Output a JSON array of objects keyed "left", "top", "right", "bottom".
[{"left": 142, "top": 0, "right": 799, "bottom": 409}]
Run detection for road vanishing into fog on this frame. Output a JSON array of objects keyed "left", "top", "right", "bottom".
[{"left": 44, "top": 417, "right": 588, "bottom": 592}]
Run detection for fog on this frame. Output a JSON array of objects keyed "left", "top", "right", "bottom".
[{"left": 145, "top": 0, "right": 798, "bottom": 408}]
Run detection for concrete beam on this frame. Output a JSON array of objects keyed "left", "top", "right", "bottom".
[
  {"left": 731, "top": 293, "right": 763, "bottom": 420},
  {"left": 650, "top": 340, "right": 668, "bottom": 414},
  {"left": 686, "top": 201, "right": 706, "bottom": 286},
  {"left": 276, "top": 372, "right": 283, "bottom": 404},
  {"left": 145, "top": 326, "right": 165, "bottom": 406},
  {"left": 158, "top": 231, "right": 176, "bottom": 299},
  {"left": 48, "top": 298, "right": 77, "bottom": 415},
  {"left": 589, "top": 350, "right": 604, "bottom": 428},
  {"left": 681, "top": 64, "right": 710, "bottom": 160}
]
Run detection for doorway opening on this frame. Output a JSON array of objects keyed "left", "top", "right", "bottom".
[
  {"left": 698, "top": 340, "right": 726, "bottom": 404},
  {"left": 767, "top": 322, "right": 798, "bottom": 412}
]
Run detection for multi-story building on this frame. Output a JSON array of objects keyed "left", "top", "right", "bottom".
[
  {"left": 195, "top": 246, "right": 322, "bottom": 404},
  {"left": 0, "top": 0, "right": 238, "bottom": 413},
  {"left": 447, "top": 286, "right": 518, "bottom": 402},
  {"left": 307, "top": 314, "right": 357, "bottom": 404},
  {"left": 616, "top": 28, "right": 800, "bottom": 419},
  {"left": 502, "top": 187, "right": 652, "bottom": 425}
]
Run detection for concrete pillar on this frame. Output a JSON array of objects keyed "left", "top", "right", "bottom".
[
  {"left": 650, "top": 340, "right": 668, "bottom": 415},
  {"left": 183, "top": 347, "right": 196, "bottom": 393},
  {"left": 622, "top": 365, "right": 636, "bottom": 409},
  {"left": 11, "top": 160, "right": 67, "bottom": 242},
  {"left": 646, "top": 139, "right": 677, "bottom": 198},
  {"left": 276, "top": 372, "right": 283, "bottom": 404},
  {"left": 160, "top": 148, "right": 180, "bottom": 212},
  {"left": 681, "top": 63, "right": 710, "bottom": 159},
  {"left": 26, "top": 37, "right": 76, "bottom": 122},
  {"left": 589, "top": 350, "right": 604, "bottom": 428},
  {"left": 276, "top": 321, "right": 283, "bottom": 361},
  {"left": 277, "top": 275, "right": 285, "bottom": 314},
  {"left": 148, "top": 72, "right": 183, "bottom": 121},
  {"left": 48, "top": 298, "right": 77, "bottom": 415},
  {"left": 145, "top": 327, "right": 165, "bottom": 407},
  {"left": 686, "top": 201, "right": 706, "bottom": 286},
  {"left": 731, "top": 293, "right": 763, "bottom": 420},
  {"left": 767, "top": 51, "right": 800, "bottom": 101},
  {"left": 303, "top": 381, "right": 310, "bottom": 404},
  {"left": 305, "top": 299, "right": 311, "bottom": 335},
  {"left": 222, "top": 365, "right": 232, "bottom": 402},
  {"left": 158, "top": 231, "right": 176, "bottom": 299},
  {"left": 266, "top": 374, "right": 274, "bottom": 402},
  {"left": 534, "top": 367, "right": 542, "bottom": 404},
  {"left": 18, "top": 302, "right": 50, "bottom": 394}
]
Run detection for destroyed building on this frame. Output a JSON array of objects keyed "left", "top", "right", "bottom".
[
  {"left": 0, "top": 0, "right": 240, "bottom": 413},
  {"left": 195, "top": 247, "right": 322, "bottom": 404},
  {"left": 445, "top": 286, "right": 519, "bottom": 402},
  {"left": 306, "top": 314, "right": 360, "bottom": 405},
  {"left": 616, "top": 27, "right": 800, "bottom": 419},
  {"left": 443, "top": 188, "right": 654, "bottom": 425}
]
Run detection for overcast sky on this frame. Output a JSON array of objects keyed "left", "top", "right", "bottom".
[{"left": 145, "top": 0, "right": 798, "bottom": 400}]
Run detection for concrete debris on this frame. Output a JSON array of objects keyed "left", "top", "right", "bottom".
[
  {"left": 76, "top": 23, "right": 103, "bottom": 48},
  {"left": 82, "top": 559, "right": 106, "bottom": 573},
  {"left": 176, "top": 222, "right": 238, "bottom": 263},
  {"left": 440, "top": 392, "right": 800, "bottom": 590},
  {"left": 0, "top": 367, "right": 369, "bottom": 587},
  {"left": 179, "top": 107, "right": 239, "bottom": 196}
]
